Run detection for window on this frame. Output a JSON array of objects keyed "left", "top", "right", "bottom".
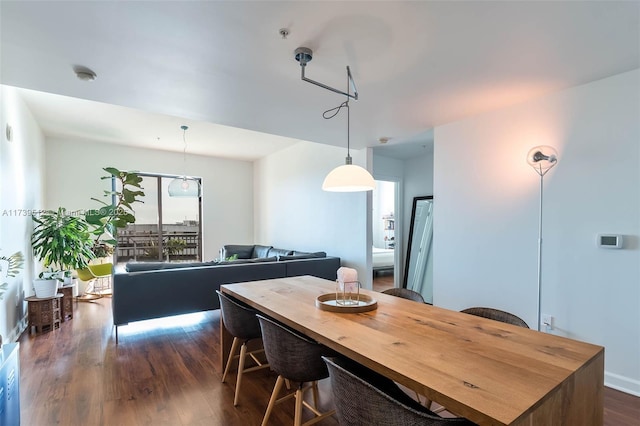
[{"left": 116, "top": 173, "right": 202, "bottom": 263}]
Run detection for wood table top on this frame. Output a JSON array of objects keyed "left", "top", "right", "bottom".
[{"left": 221, "top": 275, "right": 604, "bottom": 426}]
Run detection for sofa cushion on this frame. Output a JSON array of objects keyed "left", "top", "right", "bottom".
[
  {"left": 125, "top": 261, "right": 215, "bottom": 272},
  {"left": 249, "top": 256, "right": 278, "bottom": 263},
  {"left": 268, "top": 247, "right": 294, "bottom": 258},
  {"left": 217, "top": 259, "right": 252, "bottom": 265},
  {"left": 279, "top": 252, "right": 327, "bottom": 261},
  {"left": 252, "top": 245, "right": 273, "bottom": 259},
  {"left": 222, "top": 244, "right": 254, "bottom": 260}
]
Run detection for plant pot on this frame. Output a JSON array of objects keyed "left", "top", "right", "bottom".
[{"left": 33, "top": 279, "right": 59, "bottom": 298}]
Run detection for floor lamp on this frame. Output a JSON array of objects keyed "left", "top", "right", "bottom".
[{"left": 527, "top": 146, "right": 558, "bottom": 331}]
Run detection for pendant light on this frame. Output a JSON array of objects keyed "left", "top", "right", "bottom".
[
  {"left": 321, "top": 100, "right": 376, "bottom": 192},
  {"left": 168, "top": 125, "right": 201, "bottom": 197},
  {"left": 294, "top": 47, "right": 375, "bottom": 192}
]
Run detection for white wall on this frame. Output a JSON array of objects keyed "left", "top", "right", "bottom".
[
  {"left": 254, "top": 141, "right": 369, "bottom": 287},
  {"left": 0, "top": 86, "right": 46, "bottom": 342},
  {"left": 45, "top": 138, "right": 254, "bottom": 261},
  {"left": 434, "top": 69, "right": 640, "bottom": 395}
]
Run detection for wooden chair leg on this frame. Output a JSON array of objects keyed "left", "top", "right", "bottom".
[
  {"left": 261, "top": 375, "right": 284, "bottom": 426},
  {"left": 311, "top": 381, "right": 320, "bottom": 409},
  {"left": 294, "top": 388, "right": 304, "bottom": 426},
  {"left": 234, "top": 342, "right": 247, "bottom": 406},
  {"left": 222, "top": 337, "right": 239, "bottom": 383}
]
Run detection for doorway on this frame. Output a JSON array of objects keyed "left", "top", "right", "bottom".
[{"left": 372, "top": 180, "right": 399, "bottom": 292}]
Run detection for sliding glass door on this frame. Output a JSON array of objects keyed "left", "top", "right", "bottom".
[{"left": 116, "top": 174, "right": 202, "bottom": 263}]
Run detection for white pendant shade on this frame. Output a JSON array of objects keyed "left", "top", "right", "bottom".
[
  {"left": 168, "top": 177, "right": 201, "bottom": 197},
  {"left": 322, "top": 164, "right": 376, "bottom": 192}
]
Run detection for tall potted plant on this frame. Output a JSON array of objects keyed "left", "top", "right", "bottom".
[
  {"left": 86, "top": 167, "right": 145, "bottom": 254},
  {"left": 31, "top": 208, "right": 94, "bottom": 297}
]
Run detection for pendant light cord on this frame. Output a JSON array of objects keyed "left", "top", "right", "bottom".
[
  {"left": 181, "top": 125, "right": 188, "bottom": 178},
  {"left": 322, "top": 100, "right": 350, "bottom": 157},
  {"left": 321, "top": 67, "right": 354, "bottom": 161}
]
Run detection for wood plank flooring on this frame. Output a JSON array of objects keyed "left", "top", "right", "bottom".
[
  {"left": 17, "top": 297, "right": 640, "bottom": 425},
  {"left": 372, "top": 271, "right": 395, "bottom": 292}
]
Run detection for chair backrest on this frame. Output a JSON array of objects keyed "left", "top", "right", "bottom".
[
  {"left": 75, "top": 268, "right": 94, "bottom": 282},
  {"left": 257, "top": 314, "right": 329, "bottom": 383},
  {"left": 216, "top": 290, "right": 262, "bottom": 340},
  {"left": 323, "top": 356, "right": 474, "bottom": 425},
  {"left": 382, "top": 288, "right": 425, "bottom": 303},
  {"left": 88, "top": 263, "right": 113, "bottom": 278},
  {"left": 461, "top": 307, "right": 529, "bottom": 328}
]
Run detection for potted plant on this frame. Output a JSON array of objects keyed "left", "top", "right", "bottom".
[
  {"left": 86, "top": 167, "right": 145, "bottom": 244},
  {"left": 31, "top": 207, "right": 95, "bottom": 298},
  {"left": 85, "top": 167, "right": 145, "bottom": 257},
  {"left": 0, "top": 250, "right": 24, "bottom": 300}
]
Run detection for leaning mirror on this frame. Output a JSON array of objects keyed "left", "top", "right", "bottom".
[{"left": 403, "top": 196, "right": 434, "bottom": 303}]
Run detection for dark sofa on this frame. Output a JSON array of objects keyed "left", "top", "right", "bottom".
[{"left": 112, "top": 245, "right": 340, "bottom": 342}]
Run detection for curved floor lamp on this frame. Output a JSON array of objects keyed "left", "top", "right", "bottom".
[{"left": 527, "top": 146, "right": 558, "bottom": 331}]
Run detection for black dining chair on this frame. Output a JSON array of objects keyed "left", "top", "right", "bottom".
[
  {"left": 323, "top": 356, "right": 476, "bottom": 425},
  {"left": 216, "top": 290, "right": 270, "bottom": 406},
  {"left": 460, "top": 307, "right": 529, "bottom": 328},
  {"left": 257, "top": 314, "right": 336, "bottom": 426},
  {"left": 381, "top": 287, "right": 425, "bottom": 303}
]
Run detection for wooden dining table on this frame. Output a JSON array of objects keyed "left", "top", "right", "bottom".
[{"left": 220, "top": 275, "right": 604, "bottom": 426}]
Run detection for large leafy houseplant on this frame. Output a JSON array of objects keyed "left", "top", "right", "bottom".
[
  {"left": 86, "top": 167, "right": 145, "bottom": 249},
  {"left": 32, "top": 208, "right": 95, "bottom": 274}
]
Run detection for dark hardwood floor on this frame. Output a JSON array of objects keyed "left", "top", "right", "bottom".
[
  {"left": 372, "top": 270, "right": 395, "bottom": 292},
  {"left": 17, "top": 297, "right": 639, "bottom": 425}
]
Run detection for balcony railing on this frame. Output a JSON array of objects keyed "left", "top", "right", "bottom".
[{"left": 116, "top": 231, "right": 200, "bottom": 262}]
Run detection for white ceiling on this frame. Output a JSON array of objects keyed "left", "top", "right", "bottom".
[{"left": 1, "top": 1, "right": 638, "bottom": 161}]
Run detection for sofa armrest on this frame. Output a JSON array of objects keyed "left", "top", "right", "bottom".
[{"left": 284, "top": 256, "right": 341, "bottom": 281}]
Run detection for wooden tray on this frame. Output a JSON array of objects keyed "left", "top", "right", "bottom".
[{"left": 315, "top": 293, "right": 377, "bottom": 313}]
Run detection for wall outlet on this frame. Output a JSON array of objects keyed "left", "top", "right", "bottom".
[{"left": 542, "top": 314, "right": 554, "bottom": 331}]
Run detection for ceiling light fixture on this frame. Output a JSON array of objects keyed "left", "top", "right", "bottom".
[
  {"left": 73, "top": 65, "right": 97, "bottom": 82},
  {"left": 168, "top": 125, "right": 201, "bottom": 198},
  {"left": 294, "top": 47, "right": 374, "bottom": 192}
]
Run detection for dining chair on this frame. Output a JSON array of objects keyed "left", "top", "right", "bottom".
[
  {"left": 257, "top": 314, "right": 336, "bottom": 426},
  {"left": 323, "top": 356, "right": 475, "bottom": 426},
  {"left": 381, "top": 287, "right": 425, "bottom": 303},
  {"left": 216, "top": 290, "right": 270, "bottom": 406},
  {"left": 460, "top": 307, "right": 529, "bottom": 328}
]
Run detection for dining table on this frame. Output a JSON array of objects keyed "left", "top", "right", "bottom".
[{"left": 220, "top": 275, "right": 604, "bottom": 426}]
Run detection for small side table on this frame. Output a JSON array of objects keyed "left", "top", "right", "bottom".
[
  {"left": 26, "top": 294, "right": 63, "bottom": 335},
  {"left": 59, "top": 285, "right": 75, "bottom": 322}
]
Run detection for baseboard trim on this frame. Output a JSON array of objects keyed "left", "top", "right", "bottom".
[
  {"left": 605, "top": 371, "right": 640, "bottom": 397},
  {"left": 7, "top": 315, "right": 28, "bottom": 343}
]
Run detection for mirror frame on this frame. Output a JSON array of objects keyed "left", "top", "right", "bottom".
[{"left": 403, "top": 195, "right": 434, "bottom": 289}]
